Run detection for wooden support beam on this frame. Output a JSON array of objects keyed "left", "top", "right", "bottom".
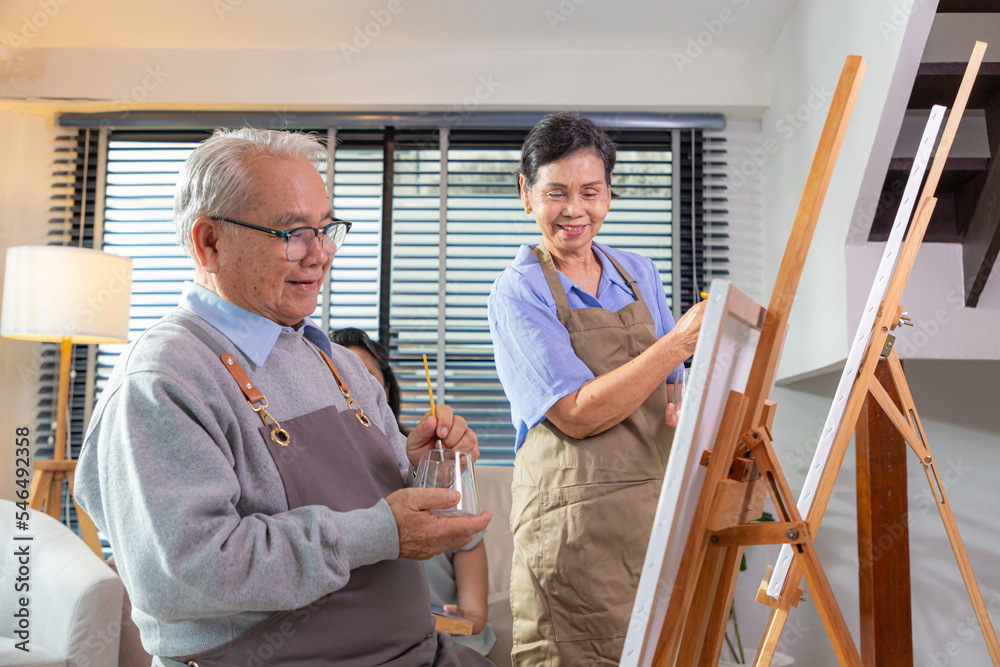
[
  {"left": 963, "top": 90, "right": 1000, "bottom": 307},
  {"left": 907, "top": 61, "right": 1000, "bottom": 109},
  {"left": 857, "top": 358, "right": 913, "bottom": 667},
  {"left": 711, "top": 521, "right": 808, "bottom": 548}
]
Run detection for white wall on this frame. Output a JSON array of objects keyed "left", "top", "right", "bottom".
[
  {"left": 759, "top": 0, "right": 938, "bottom": 381},
  {"left": 0, "top": 0, "right": 782, "bottom": 118},
  {"left": 706, "top": 120, "right": 766, "bottom": 307},
  {"left": 847, "top": 242, "right": 1000, "bottom": 360},
  {"left": 0, "top": 108, "right": 57, "bottom": 503}
]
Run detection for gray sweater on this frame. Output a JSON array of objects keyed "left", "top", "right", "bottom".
[{"left": 75, "top": 308, "right": 408, "bottom": 657}]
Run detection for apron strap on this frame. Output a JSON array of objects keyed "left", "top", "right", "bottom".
[
  {"left": 315, "top": 348, "right": 372, "bottom": 428},
  {"left": 594, "top": 244, "right": 645, "bottom": 305},
  {"left": 533, "top": 242, "right": 572, "bottom": 319},
  {"left": 164, "top": 311, "right": 292, "bottom": 446},
  {"left": 164, "top": 310, "right": 371, "bottom": 439},
  {"left": 534, "top": 242, "right": 647, "bottom": 314}
]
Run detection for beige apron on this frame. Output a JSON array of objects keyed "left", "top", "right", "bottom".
[{"left": 509, "top": 243, "right": 675, "bottom": 666}]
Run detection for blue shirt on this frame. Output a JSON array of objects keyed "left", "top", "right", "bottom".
[
  {"left": 488, "top": 243, "right": 681, "bottom": 450},
  {"left": 178, "top": 282, "right": 332, "bottom": 366}
]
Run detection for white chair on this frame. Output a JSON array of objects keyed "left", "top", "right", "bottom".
[{"left": 0, "top": 498, "right": 124, "bottom": 667}]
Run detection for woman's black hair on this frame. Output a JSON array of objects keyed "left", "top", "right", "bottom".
[
  {"left": 516, "top": 111, "right": 619, "bottom": 197},
  {"left": 329, "top": 328, "right": 404, "bottom": 430}
]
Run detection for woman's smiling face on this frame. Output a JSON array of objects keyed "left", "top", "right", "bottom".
[{"left": 522, "top": 149, "right": 611, "bottom": 261}]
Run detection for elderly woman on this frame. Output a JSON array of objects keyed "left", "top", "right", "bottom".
[{"left": 488, "top": 112, "right": 705, "bottom": 665}]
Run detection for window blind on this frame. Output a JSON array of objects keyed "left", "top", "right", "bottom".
[
  {"left": 34, "top": 129, "right": 102, "bottom": 537},
  {"left": 328, "top": 130, "right": 384, "bottom": 335},
  {"left": 45, "top": 122, "right": 726, "bottom": 471},
  {"left": 676, "top": 129, "right": 730, "bottom": 314}
]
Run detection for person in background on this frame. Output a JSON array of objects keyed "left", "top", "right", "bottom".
[
  {"left": 330, "top": 327, "right": 405, "bottom": 431},
  {"left": 76, "top": 128, "right": 492, "bottom": 667},
  {"left": 488, "top": 112, "right": 706, "bottom": 665},
  {"left": 331, "top": 327, "right": 497, "bottom": 657}
]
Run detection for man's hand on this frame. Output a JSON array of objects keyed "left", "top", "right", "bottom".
[
  {"left": 405, "top": 404, "right": 479, "bottom": 469},
  {"left": 387, "top": 488, "right": 492, "bottom": 560}
]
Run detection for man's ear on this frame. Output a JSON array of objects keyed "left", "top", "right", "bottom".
[{"left": 192, "top": 217, "right": 221, "bottom": 274}]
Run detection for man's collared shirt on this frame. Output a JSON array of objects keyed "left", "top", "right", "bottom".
[{"left": 178, "top": 281, "right": 332, "bottom": 367}]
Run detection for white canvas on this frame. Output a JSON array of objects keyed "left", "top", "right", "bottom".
[{"left": 623, "top": 279, "right": 764, "bottom": 667}]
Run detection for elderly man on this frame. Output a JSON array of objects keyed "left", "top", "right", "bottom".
[{"left": 75, "top": 128, "right": 493, "bottom": 667}]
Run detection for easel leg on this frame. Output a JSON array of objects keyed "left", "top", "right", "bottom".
[
  {"left": 677, "top": 546, "right": 726, "bottom": 666},
  {"left": 750, "top": 435, "right": 863, "bottom": 667},
  {"left": 653, "top": 391, "right": 751, "bottom": 667},
  {"left": 754, "top": 539, "right": 862, "bottom": 667},
  {"left": 27, "top": 468, "right": 51, "bottom": 512},
  {"left": 882, "top": 353, "right": 1000, "bottom": 665},
  {"left": 755, "top": 602, "right": 790, "bottom": 666},
  {"left": 45, "top": 472, "right": 64, "bottom": 519},
  {"left": 699, "top": 545, "right": 744, "bottom": 666},
  {"left": 797, "top": 539, "right": 863, "bottom": 667},
  {"left": 857, "top": 358, "right": 912, "bottom": 666}
]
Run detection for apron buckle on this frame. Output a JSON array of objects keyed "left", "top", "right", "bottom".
[
  {"left": 250, "top": 398, "right": 292, "bottom": 446},
  {"left": 270, "top": 426, "right": 291, "bottom": 446}
]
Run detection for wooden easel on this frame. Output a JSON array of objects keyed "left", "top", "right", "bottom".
[
  {"left": 755, "top": 41, "right": 1000, "bottom": 666},
  {"left": 647, "top": 54, "right": 868, "bottom": 666}
]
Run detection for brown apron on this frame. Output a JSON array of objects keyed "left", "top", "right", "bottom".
[
  {"left": 163, "top": 313, "right": 490, "bottom": 667},
  {"left": 509, "top": 243, "right": 675, "bottom": 666}
]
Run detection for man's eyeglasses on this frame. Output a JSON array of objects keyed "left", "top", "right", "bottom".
[{"left": 212, "top": 217, "right": 352, "bottom": 262}]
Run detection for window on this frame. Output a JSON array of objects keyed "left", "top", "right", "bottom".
[{"left": 44, "top": 117, "right": 728, "bottom": 471}]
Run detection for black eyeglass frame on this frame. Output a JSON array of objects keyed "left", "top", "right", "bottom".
[{"left": 211, "top": 216, "right": 352, "bottom": 260}]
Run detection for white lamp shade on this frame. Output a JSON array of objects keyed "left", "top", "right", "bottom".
[{"left": 1, "top": 246, "right": 133, "bottom": 344}]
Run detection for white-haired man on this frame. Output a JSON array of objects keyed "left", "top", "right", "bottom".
[{"left": 76, "top": 128, "right": 493, "bottom": 667}]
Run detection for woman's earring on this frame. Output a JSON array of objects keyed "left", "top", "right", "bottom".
[{"left": 525, "top": 207, "right": 531, "bottom": 214}]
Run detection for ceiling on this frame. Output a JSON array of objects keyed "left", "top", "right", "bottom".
[{"left": 0, "top": 0, "right": 799, "bottom": 54}]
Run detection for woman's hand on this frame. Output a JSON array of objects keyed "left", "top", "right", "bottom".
[
  {"left": 665, "top": 389, "right": 680, "bottom": 428},
  {"left": 405, "top": 404, "right": 479, "bottom": 469},
  {"left": 669, "top": 300, "right": 707, "bottom": 359},
  {"left": 545, "top": 300, "right": 708, "bottom": 439}
]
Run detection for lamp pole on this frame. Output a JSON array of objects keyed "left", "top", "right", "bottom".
[{"left": 27, "top": 336, "right": 103, "bottom": 555}]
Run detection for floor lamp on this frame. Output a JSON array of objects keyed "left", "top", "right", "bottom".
[{"left": 1, "top": 245, "right": 132, "bottom": 556}]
